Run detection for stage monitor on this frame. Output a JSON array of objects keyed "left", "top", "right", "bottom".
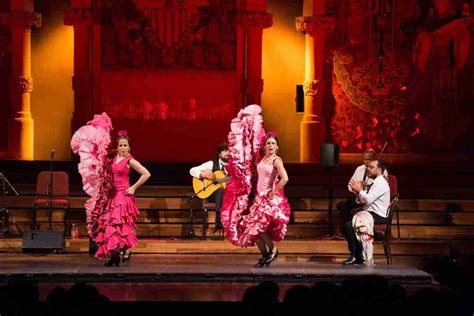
[{"left": 22, "top": 231, "right": 65, "bottom": 254}]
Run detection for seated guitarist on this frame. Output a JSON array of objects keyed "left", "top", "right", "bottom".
[{"left": 189, "top": 143, "right": 229, "bottom": 234}]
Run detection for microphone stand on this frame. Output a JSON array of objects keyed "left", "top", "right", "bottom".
[
  {"left": 0, "top": 172, "right": 21, "bottom": 243},
  {"left": 327, "top": 166, "right": 335, "bottom": 237},
  {"left": 47, "top": 150, "right": 55, "bottom": 230}
]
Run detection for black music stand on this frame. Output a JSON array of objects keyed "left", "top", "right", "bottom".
[{"left": 0, "top": 173, "right": 21, "bottom": 238}]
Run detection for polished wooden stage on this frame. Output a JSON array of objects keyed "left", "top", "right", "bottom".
[
  {"left": 0, "top": 253, "right": 432, "bottom": 287},
  {"left": 0, "top": 159, "right": 472, "bottom": 301}
]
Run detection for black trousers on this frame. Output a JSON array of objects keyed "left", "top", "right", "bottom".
[
  {"left": 341, "top": 211, "right": 386, "bottom": 259},
  {"left": 337, "top": 195, "right": 362, "bottom": 223},
  {"left": 207, "top": 188, "right": 224, "bottom": 228}
]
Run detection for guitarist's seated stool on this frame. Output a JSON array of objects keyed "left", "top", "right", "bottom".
[{"left": 202, "top": 199, "right": 215, "bottom": 240}]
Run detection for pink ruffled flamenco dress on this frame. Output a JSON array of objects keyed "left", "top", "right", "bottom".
[
  {"left": 70, "top": 112, "right": 138, "bottom": 259},
  {"left": 94, "top": 155, "right": 139, "bottom": 258},
  {"left": 221, "top": 104, "right": 291, "bottom": 248}
]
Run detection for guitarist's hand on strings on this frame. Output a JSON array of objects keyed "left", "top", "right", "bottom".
[{"left": 200, "top": 171, "right": 216, "bottom": 180}]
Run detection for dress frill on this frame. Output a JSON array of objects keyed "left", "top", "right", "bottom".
[
  {"left": 94, "top": 190, "right": 139, "bottom": 258},
  {"left": 70, "top": 113, "right": 114, "bottom": 242}
]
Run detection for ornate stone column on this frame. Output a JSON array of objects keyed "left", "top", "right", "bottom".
[
  {"left": 64, "top": 1, "right": 96, "bottom": 133},
  {"left": 296, "top": 1, "right": 334, "bottom": 163},
  {"left": 3, "top": 0, "right": 41, "bottom": 160},
  {"left": 237, "top": 1, "right": 272, "bottom": 106}
]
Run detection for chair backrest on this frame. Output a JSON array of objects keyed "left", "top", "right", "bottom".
[
  {"left": 384, "top": 193, "right": 400, "bottom": 238},
  {"left": 387, "top": 174, "right": 398, "bottom": 199},
  {"left": 36, "top": 171, "right": 69, "bottom": 196}
]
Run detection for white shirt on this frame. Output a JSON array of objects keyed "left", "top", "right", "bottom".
[
  {"left": 357, "top": 175, "right": 390, "bottom": 218},
  {"left": 189, "top": 159, "right": 227, "bottom": 179}
]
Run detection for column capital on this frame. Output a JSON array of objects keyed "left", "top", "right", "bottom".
[
  {"left": 64, "top": 8, "right": 97, "bottom": 26},
  {"left": 237, "top": 11, "right": 273, "bottom": 29},
  {"left": 303, "top": 80, "right": 320, "bottom": 96},
  {"left": 296, "top": 15, "right": 335, "bottom": 36},
  {"left": 0, "top": 11, "right": 41, "bottom": 28},
  {"left": 295, "top": 16, "right": 313, "bottom": 36},
  {"left": 10, "top": 76, "right": 33, "bottom": 93}
]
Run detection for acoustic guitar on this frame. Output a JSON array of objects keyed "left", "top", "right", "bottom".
[{"left": 192, "top": 170, "right": 230, "bottom": 199}]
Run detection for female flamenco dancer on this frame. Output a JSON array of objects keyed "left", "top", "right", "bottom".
[
  {"left": 71, "top": 113, "right": 150, "bottom": 266},
  {"left": 221, "top": 104, "right": 290, "bottom": 267}
]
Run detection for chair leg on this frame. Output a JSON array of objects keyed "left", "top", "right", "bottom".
[
  {"left": 396, "top": 209, "right": 401, "bottom": 240},
  {"left": 32, "top": 205, "right": 37, "bottom": 231},
  {"left": 189, "top": 208, "right": 195, "bottom": 237},
  {"left": 384, "top": 239, "right": 393, "bottom": 265},
  {"left": 202, "top": 207, "right": 207, "bottom": 240},
  {"left": 387, "top": 241, "right": 393, "bottom": 265},
  {"left": 48, "top": 205, "right": 53, "bottom": 230},
  {"left": 383, "top": 240, "right": 389, "bottom": 265},
  {"left": 64, "top": 207, "right": 69, "bottom": 237}
]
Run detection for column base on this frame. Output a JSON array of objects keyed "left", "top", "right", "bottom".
[
  {"left": 300, "top": 119, "right": 325, "bottom": 163},
  {"left": 8, "top": 112, "right": 34, "bottom": 160}
]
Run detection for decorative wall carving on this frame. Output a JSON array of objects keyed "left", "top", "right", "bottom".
[
  {"left": 329, "top": 0, "right": 474, "bottom": 153},
  {"left": 295, "top": 16, "right": 313, "bottom": 36},
  {"left": 11, "top": 75, "right": 33, "bottom": 94},
  {"left": 296, "top": 16, "right": 335, "bottom": 36},
  {"left": 0, "top": 11, "right": 42, "bottom": 28},
  {"left": 64, "top": 9, "right": 96, "bottom": 26},
  {"left": 101, "top": 0, "right": 236, "bottom": 70},
  {"left": 101, "top": 70, "right": 236, "bottom": 121},
  {"left": 303, "top": 80, "right": 320, "bottom": 97},
  {"left": 237, "top": 11, "right": 273, "bottom": 29}
]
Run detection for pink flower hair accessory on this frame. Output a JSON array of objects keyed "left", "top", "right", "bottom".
[
  {"left": 117, "top": 130, "right": 128, "bottom": 137},
  {"left": 266, "top": 131, "right": 278, "bottom": 138}
]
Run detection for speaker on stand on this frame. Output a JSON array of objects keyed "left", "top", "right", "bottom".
[{"left": 320, "top": 143, "right": 340, "bottom": 238}]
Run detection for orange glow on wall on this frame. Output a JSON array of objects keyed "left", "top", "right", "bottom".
[
  {"left": 262, "top": 0, "right": 305, "bottom": 162},
  {"left": 31, "top": 0, "right": 74, "bottom": 160}
]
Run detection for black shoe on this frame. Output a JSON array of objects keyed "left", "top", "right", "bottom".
[
  {"left": 342, "top": 256, "right": 363, "bottom": 265},
  {"left": 342, "top": 256, "right": 356, "bottom": 265},
  {"left": 254, "top": 254, "right": 269, "bottom": 267},
  {"left": 264, "top": 248, "right": 278, "bottom": 266},
  {"left": 122, "top": 250, "right": 131, "bottom": 262},
  {"left": 104, "top": 253, "right": 120, "bottom": 266}
]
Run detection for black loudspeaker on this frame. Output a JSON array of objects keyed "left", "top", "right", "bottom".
[
  {"left": 22, "top": 231, "right": 65, "bottom": 253},
  {"left": 320, "top": 143, "right": 340, "bottom": 167}
]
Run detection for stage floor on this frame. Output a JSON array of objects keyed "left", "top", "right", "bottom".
[{"left": 0, "top": 254, "right": 432, "bottom": 287}]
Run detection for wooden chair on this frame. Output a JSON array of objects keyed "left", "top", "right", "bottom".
[
  {"left": 374, "top": 174, "right": 400, "bottom": 265},
  {"left": 374, "top": 194, "right": 400, "bottom": 264},
  {"left": 33, "top": 171, "right": 70, "bottom": 236},
  {"left": 387, "top": 174, "right": 401, "bottom": 239}
]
